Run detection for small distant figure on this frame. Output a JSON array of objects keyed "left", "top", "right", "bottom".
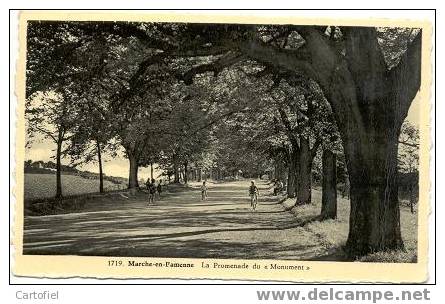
[
  {"left": 201, "top": 181, "right": 208, "bottom": 201},
  {"left": 146, "top": 178, "right": 156, "bottom": 206},
  {"left": 249, "top": 180, "right": 259, "bottom": 211},
  {"left": 156, "top": 180, "right": 163, "bottom": 199},
  {"left": 273, "top": 180, "right": 284, "bottom": 196}
]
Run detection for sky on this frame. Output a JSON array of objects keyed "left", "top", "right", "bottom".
[
  {"left": 25, "top": 93, "right": 421, "bottom": 180},
  {"left": 26, "top": 142, "right": 163, "bottom": 181}
]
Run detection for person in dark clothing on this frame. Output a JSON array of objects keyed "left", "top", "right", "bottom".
[
  {"left": 249, "top": 181, "right": 259, "bottom": 211},
  {"left": 273, "top": 180, "right": 284, "bottom": 196},
  {"left": 146, "top": 179, "right": 156, "bottom": 206},
  {"left": 156, "top": 180, "right": 163, "bottom": 199},
  {"left": 201, "top": 181, "right": 208, "bottom": 201}
]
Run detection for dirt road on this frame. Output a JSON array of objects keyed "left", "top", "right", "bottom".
[{"left": 23, "top": 180, "right": 331, "bottom": 260}]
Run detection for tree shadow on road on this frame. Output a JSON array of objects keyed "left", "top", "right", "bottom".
[{"left": 23, "top": 180, "right": 348, "bottom": 261}]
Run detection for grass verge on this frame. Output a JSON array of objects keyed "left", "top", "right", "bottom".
[{"left": 280, "top": 189, "right": 418, "bottom": 263}]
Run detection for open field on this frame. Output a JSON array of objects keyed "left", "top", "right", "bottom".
[{"left": 24, "top": 173, "right": 127, "bottom": 200}]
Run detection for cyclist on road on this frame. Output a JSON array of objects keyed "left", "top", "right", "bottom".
[
  {"left": 249, "top": 180, "right": 259, "bottom": 211},
  {"left": 146, "top": 178, "right": 156, "bottom": 206},
  {"left": 201, "top": 181, "right": 208, "bottom": 201}
]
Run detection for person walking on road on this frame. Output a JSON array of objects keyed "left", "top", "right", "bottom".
[
  {"left": 146, "top": 178, "right": 156, "bottom": 206},
  {"left": 249, "top": 180, "right": 259, "bottom": 211},
  {"left": 156, "top": 180, "right": 163, "bottom": 199},
  {"left": 201, "top": 181, "right": 208, "bottom": 201},
  {"left": 273, "top": 180, "right": 284, "bottom": 196}
]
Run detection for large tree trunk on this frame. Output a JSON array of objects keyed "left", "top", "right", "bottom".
[
  {"left": 409, "top": 183, "right": 415, "bottom": 214},
  {"left": 173, "top": 165, "right": 180, "bottom": 183},
  {"left": 55, "top": 135, "right": 63, "bottom": 198},
  {"left": 172, "top": 153, "right": 180, "bottom": 183},
  {"left": 197, "top": 168, "right": 202, "bottom": 182},
  {"left": 296, "top": 27, "right": 419, "bottom": 256},
  {"left": 128, "top": 152, "right": 139, "bottom": 189},
  {"left": 96, "top": 140, "right": 104, "bottom": 193},
  {"left": 321, "top": 149, "right": 337, "bottom": 219},
  {"left": 178, "top": 167, "right": 183, "bottom": 181},
  {"left": 184, "top": 161, "right": 188, "bottom": 184},
  {"left": 277, "top": 159, "right": 287, "bottom": 183},
  {"left": 287, "top": 150, "right": 297, "bottom": 198},
  {"left": 296, "top": 138, "right": 312, "bottom": 205},
  {"left": 344, "top": 125, "right": 403, "bottom": 257},
  {"left": 150, "top": 162, "right": 154, "bottom": 180},
  {"left": 273, "top": 162, "right": 278, "bottom": 180}
]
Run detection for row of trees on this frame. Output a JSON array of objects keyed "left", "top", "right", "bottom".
[{"left": 25, "top": 21, "right": 422, "bottom": 257}]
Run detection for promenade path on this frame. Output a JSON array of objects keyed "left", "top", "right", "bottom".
[{"left": 23, "top": 180, "right": 331, "bottom": 259}]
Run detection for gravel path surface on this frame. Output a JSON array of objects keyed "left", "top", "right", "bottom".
[{"left": 23, "top": 180, "right": 330, "bottom": 260}]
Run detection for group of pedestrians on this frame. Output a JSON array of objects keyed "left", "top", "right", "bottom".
[
  {"left": 145, "top": 178, "right": 163, "bottom": 206},
  {"left": 273, "top": 179, "right": 285, "bottom": 196}
]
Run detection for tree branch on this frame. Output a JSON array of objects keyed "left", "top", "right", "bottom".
[
  {"left": 128, "top": 53, "right": 168, "bottom": 87},
  {"left": 389, "top": 31, "right": 422, "bottom": 122},
  {"left": 33, "top": 125, "right": 57, "bottom": 142},
  {"left": 63, "top": 133, "right": 75, "bottom": 141},
  {"left": 181, "top": 52, "right": 245, "bottom": 84},
  {"left": 277, "top": 107, "right": 299, "bottom": 147},
  {"left": 92, "top": 22, "right": 177, "bottom": 52},
  {"left": 237, "top": 39, "right": 317, "bottom": 81},
  {"left": 169, "top": 45, "right": 230, "bottom": 58},
  {"left": 173, "top": 108, "right": 251, "bottom": 138},
  {"left": 292, "top": 26, "right": 368, "bottom": 143},
  {"left": 342, "top": 27, "right": 388, "bottom": 97},
  {"left": 398, "top": 140, "right": 419, "bottom": 148}
]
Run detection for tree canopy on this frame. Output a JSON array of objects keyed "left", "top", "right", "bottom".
[{"left": 25, "top": 20, "right": 422, "bottom": 257}]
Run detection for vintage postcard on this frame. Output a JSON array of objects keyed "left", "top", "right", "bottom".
[{"left": 12, "top": 10, "right": 433, "bottom": 282}]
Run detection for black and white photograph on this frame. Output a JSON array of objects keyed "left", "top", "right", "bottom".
[{"left": 12, "top": 11, "right": 432, "bottom": 282}]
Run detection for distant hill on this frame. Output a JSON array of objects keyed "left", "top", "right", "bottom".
[{"left": 24, "top": 160, "right": 128, "bottom": 185}]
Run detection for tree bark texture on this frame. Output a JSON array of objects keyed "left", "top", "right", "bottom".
[
  {"left": 55, "top": 134, "right": 63, "bottom": 198},
  {"left": 295, "top": 137, "right": 312, "bottom": 205},
  {"left": 96, "top": 140, "right": 104, "bottom": 193},
  {"left": 287, "top": 150, "right": 297, "bottom": 198},
  {"left": 321, "top": 149, "right": 337, "bottom": 220},
  {"left": 128, "top": 152, "right": 139, "bottom": 189}
]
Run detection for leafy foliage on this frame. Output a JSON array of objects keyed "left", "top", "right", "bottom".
[
  {"left": 25, "top": 20, "right": 420, "bottom": 196},
  {"left": 398, "top": 121, "right": 419, "bottom": 173}
]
